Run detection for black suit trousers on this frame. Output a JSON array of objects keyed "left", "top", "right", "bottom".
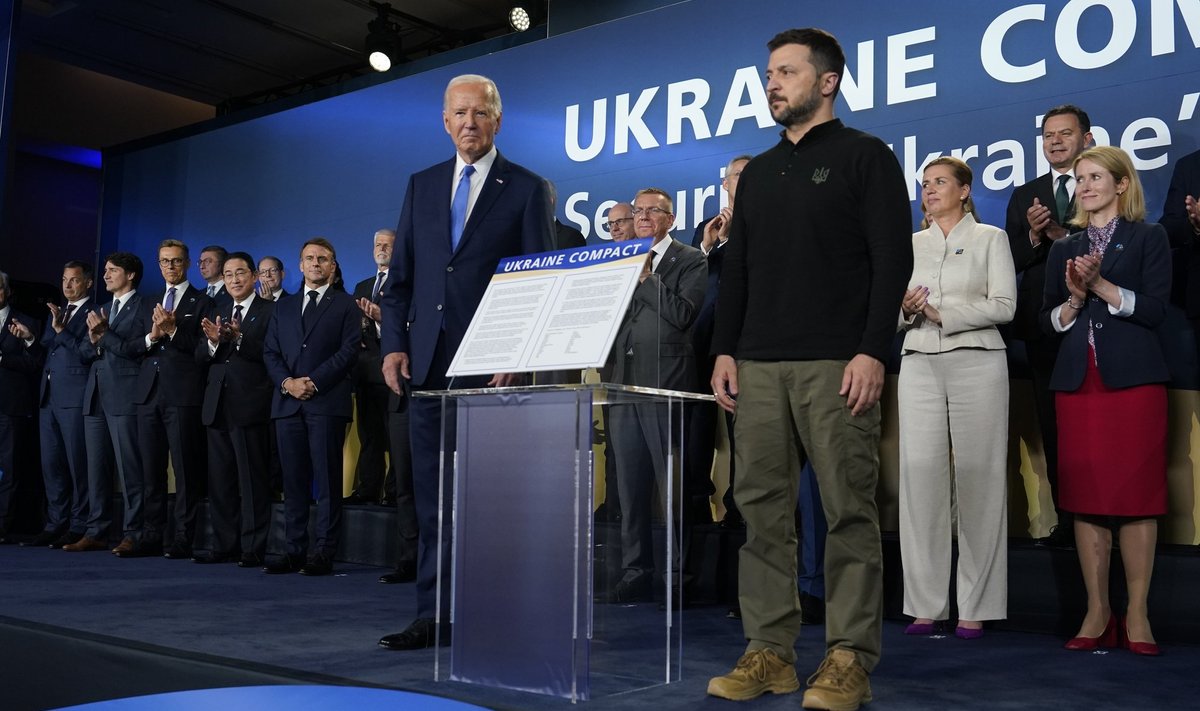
[
  {"left": 206, "top": 420, "right": 271, "bottom": 557},
  {"left": 387, "top": 393, "right": 417, "bottom": 568},
  {"left": 139, "top": 397, "right": 206, "bottom": 545},
  {"left": 275, "top": 411, "right": 348, "bottom": 557},
  {"left": 354, "top": 379, "right": 393, "bottom": 498},
  {"left": 409, "top": 335, "right": 488, "bottom": 619}
]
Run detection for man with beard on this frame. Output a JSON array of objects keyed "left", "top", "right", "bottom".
[
  {"left": 349, "top": 229, "right": 399, "bottom": 505},
  {"left": 706, "top": 29, "right": 911, "bottom": 710}
]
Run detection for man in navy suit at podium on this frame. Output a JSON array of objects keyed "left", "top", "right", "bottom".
[{"left": 378, "top": 73, "right": 555, "bottom": 650}]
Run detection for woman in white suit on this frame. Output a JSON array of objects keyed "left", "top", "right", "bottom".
[{"left": 898, "top": 156, "right": 1017, "bottom": 639}]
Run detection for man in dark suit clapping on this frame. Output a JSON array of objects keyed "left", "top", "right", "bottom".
[
  {"left": 196, "top": 251, "right": 275, "bottom": 567},
  {"left": 27, "top": 262, "right": 104, "bottom": 550},
  {"left": 1005, "top": 104, "right": 1093, "bottom": 549},
  {"left": 349, "top": 229, "right": 397, "bottom": 505},
  {"left": 378, "top": 73, "right": 555, "bottom": 650},
  {"left": 263, "top": 238, "right": 360, "bottom": 576},
  {"left": 136, "top": 239, "right": 213, "bottom": 559},
  {"left": 83, "top": 253, "right": 153, "bottom": 557}
]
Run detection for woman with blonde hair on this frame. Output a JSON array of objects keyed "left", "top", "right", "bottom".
[
  {"left": 897, "top": 156, "right": 1016, "bottom": 639},
  {"left": 1041, "top": 145, "right": 1170, "bottom": 655}
]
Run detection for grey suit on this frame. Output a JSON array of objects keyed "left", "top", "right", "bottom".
[{"left": 609, "top": 238, "right": 707, "bottom": 582}]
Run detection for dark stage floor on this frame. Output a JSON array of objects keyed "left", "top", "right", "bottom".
[{"left": 1, "top": 543, "right": 1197, "bottom": 710}]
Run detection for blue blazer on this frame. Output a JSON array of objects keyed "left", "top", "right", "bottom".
[
  {"left": 380, "top": 151, "right": 555, "bottom": 385},
  {"left": 82, "top": 293, "right": 152, "bottom": 417},
  {"left": 263, "top": 288, "right": 360, "bottom": 420},
  {"left": 39, "top": 301, "right": 102, "bottom": 409},
  {"left": 0, "top": 308, "right": 42, "bottom": 417},
  {"left": 1040, "top": 220, "right": 1172, "bottom": 391}
]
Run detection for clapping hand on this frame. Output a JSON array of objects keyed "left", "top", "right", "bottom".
[
  {"left": 1028, "top": 198, "right": 1068, "bottom": 243},
  {"left": 902, "top": 286, "right": 929, "bottom": 317},
  {"left": 356, "top": 297, "right": 381, "bottom": 323},
  {"left": 86, "top": 309, "right": 108, "bottom": 343},
  {"left": 7, "top": 319, "right": 33, "bottom": 341},
  {"left": 47, "top": 303, "right": 66, "bottom": 333}
]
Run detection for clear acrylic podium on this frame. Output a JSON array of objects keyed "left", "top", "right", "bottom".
[{"left": 413, "top": 383, "right": 712, "bottom": 702}]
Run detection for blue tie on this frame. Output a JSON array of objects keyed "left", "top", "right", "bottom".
[{"left": 451, "top": 164, "right": 476, "bottom": 250}]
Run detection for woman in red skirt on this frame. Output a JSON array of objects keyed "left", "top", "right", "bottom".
[{"left": 1041, "top": 145, "right": 1171, "bottom": 656}]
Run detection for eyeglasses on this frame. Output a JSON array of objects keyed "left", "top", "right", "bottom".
[
  {"left": 158, "top": 258, "right": 186, "bottom": 267},
  {"left": 259, "top": 268, "right": 281, "bottom": 275},
  {"left": 223, "top": 269, "right": 254, "bottom": 280},
  {"left": 604, "top": 217, "right": 633, "bottom": 230},
  {"left": 631, "top": 207, "right": 671, "bottom": 217}
]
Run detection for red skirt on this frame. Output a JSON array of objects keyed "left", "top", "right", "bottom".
[{"left": 1055, "top": 353, "right": 1167, "bottom": 517}]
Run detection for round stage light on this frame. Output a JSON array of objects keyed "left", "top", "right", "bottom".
[
  {"left": 508, "top": 6, "right": 531, "bottom": 32},
  {"left": 368, "top": 50, "right": 392, "bottom": 73}
]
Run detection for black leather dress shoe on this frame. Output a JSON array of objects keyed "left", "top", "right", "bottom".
[
  {"left": 193, "top": 552, "right": 236, "bottom": 564},
  {"left": 378, "top": 618, "right": 449, "bottom": 650},
  {"left": 379, "top": 563, "right": 416, "bottom": 584},
  {"left": 597, "top": 576, "right": 653, "bottom": 604},
  {"left": 49, "top": 531, "right": 84, "bottom": 550},
  {"left": 299, "top": 552, "right": 333, "bottom": 576},
  {"left": 238, "top": 553, "right": 265, "bottom": 568},
  {"left": 342, "top": 492, "right": 371, "bottom": 505},
  {"left": 22, "top": 530, "right": 63, "bottom": 547},
  {"left": 377, "top": 497, "right": 395, "bottom": 507},
  {"left": 718, "top": 513, "right": 745, "bottom": 530},
  {"left": 1035, "top": 524, "right": 1075, "bottom": 550},
  {"left": 263, "top": 554, "right": 304, "bottom": 574},
  {"left": 164, "top": 542, "right": 193, "bottom": 559}
]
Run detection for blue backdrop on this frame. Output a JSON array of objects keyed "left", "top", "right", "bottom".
[{"left": 103, "top": 0, "right": 1200, "bottom": 295}]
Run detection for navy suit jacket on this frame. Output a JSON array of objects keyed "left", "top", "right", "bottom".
[
  {"left": 39, "top": 301, "right": 102, "bottom": 409},
  {"left": 381, "top": 151, "right": 556, "bottom": 385},
  {"left": 136, "top": 284, "right": 212, "bottom": 407},
  {"left": 1159, "top": 149, "right": 1200, "bottom": 316},
  {"left": 263, "top": 288, "right": 360, "bottom": 419},
  {"left": 0, "top": 308, "right": 42, "bottom": 417},
  {"left": 83, "top": 293, "right": 152, "bottom": 417},
  {"left": 1007, "top": 172, "right": 1075, "bottom": 340},
  {"left": 1040, "top": 220, "right": 1172, "bottom": 391},
  {"left": 198, "top": 297, "right": 274, "bottom": 427}
]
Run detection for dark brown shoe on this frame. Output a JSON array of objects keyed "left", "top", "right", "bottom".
[
  {"left": 64, "top": 536, "right": 109, "bottom": 552},
  {"left": 112, "top": 537, "right": 136, "bottom": 555},
  {"left": 50, "top": 531, "right": 84, "bottom": 549}
]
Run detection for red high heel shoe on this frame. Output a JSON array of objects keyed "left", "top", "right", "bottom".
[
  {"left": 1064, "top": 614, "right": 1118, "bottom": 651},
  {"left": 1121, "top": 617, "right": 1162, "bottom": 656}
]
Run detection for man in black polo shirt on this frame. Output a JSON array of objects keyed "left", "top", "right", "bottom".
[{"left": 706, "top": 28, "right": 911, "bottom": 711}]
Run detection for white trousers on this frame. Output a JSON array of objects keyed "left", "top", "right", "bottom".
[{"left": 898, "top": 348, "right": 1008, "bottom": 622}]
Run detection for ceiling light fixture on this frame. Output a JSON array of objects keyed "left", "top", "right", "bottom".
[
  {"left": 507, "top": 6, "right": 531, "bottom": 32},
  {"left": 365, "top": 3, "right": 403, "bottom": 73}
]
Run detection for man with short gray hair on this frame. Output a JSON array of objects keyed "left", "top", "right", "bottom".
[{"left": 379, "top": 73, "right": 555, "bottom": 649}]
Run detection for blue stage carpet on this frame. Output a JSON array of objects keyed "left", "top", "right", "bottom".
[{"left": 2, "top": 544, "right": 1196, "bottom": 710}]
